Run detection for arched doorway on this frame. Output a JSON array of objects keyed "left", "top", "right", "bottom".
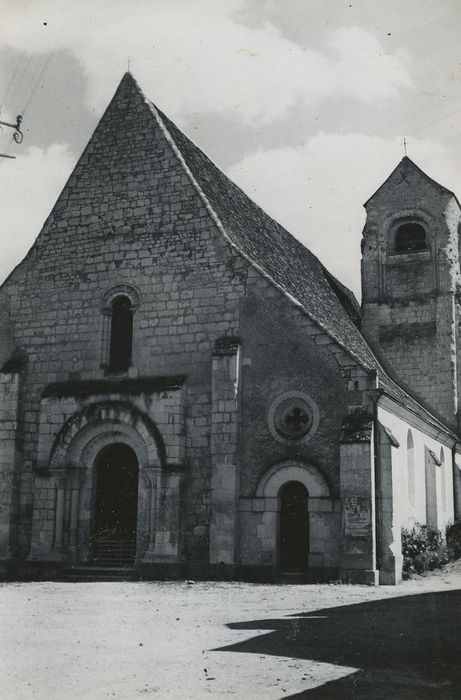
[
  {"left": 278, "top": 481, "right": 309, "bottom": 572},
  {"left": 91, "top": 443, "right": 139, "bottom": 565}
]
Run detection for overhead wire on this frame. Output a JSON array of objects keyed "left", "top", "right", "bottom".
[
  {"left": 408, "top": 108, "right": 461, "bottom": 136},
  {"left": 0, "top": 50, "right": 55, "bottom": 159},
  {"left": 18, "top": 56, "right": 45, "bottom": 112},
  {"left": 6, "top": 54, "right": 33, "bottom": 117},
  {"left": 380, "top": 93, "right": 461, "bottom": 137},
  {"left": 0, "top": 55, "right": 24, "bottom": 154},
  {"left": 0, "top": 54, "right": 27, "bottom": 115},
  {"left": 22, "top": 53, "right": 54, "bottom": 115}
]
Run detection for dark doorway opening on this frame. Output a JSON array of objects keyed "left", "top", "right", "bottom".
[
  {"left": 91, "top": 443, "right": 139, "bottom": 565},
  {"left": 278, "top": 481, "right": 309, "bottom": 573}
]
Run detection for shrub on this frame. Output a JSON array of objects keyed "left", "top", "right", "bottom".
[
  {"left": 401, "top": 523, "right": 451, "bottom": 579},
  {"left": 446, "top": 522, "right": 461, "bottom": 559}
]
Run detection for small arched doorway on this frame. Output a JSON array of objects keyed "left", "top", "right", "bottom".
[
  {"left": 91, "top": 443, "right": 139, "bottom": 565},
  {"left": 278, "top": 481, "right": 309, "bottom": 572}
]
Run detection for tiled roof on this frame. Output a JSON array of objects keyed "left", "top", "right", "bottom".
[
  {"left": 364, "top": 156, "right": 460, "bottom": 210},
  {"left": 156, "top": 106, "right": 375, "bottom": 367},
  {"left": 136, "top": 76, "right": 454, "bottom": 436}
]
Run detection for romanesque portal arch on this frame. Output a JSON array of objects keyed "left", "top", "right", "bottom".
[
  {"left": 29, "top": 401, "right": 171, "bottom": 565},
  {"left": 256, "top": 461, "right": 331, "bottom": 573}
]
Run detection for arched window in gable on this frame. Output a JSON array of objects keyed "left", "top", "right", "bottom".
[
  {"left": 109, "top": 295, "right": 133, "bottom": 372},
  {"left": 101, "top": 285, "right": 139, "bottom": 373},
  {"left": 407, "top": 430, "right": 415, "bottom": 507},
  {"left": 395, "top": 223, "right": 427, "bottom": 253}
]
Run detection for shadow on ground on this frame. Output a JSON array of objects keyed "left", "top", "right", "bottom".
[{"left": 215, "top": 590, "right": 461, "bottom": 699}]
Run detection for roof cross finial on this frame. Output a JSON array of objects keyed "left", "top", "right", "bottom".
[
  {"left": 403, "top": 137, "right": 408, "bottom": 157},
  {"left": 127, "top": 56, "right": 131, "bottom": 72}
]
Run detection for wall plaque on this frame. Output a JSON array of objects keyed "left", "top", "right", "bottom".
[{"left": 344, "top": 496, "right": 371, "bottom": 537}]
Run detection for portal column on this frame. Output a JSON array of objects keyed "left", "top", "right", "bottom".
[
  {"left": 140, "top": 468, "right": 158, "bottom": 562},
  {"left": 68, "top": 489, "right": 80, "bottom": 550},
  {"left": 29, "top": 473, "right": 64, "bottom": 561},
  {"left": 52, "top": 478, "right": 66, "bottom": 552}
]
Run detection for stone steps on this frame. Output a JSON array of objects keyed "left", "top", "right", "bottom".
[
  {"left": 275, "top": 572, "right": 310, "bottom": 584},
  {"left": 90, "top": 539, "right": 136, "bottom": 567},
  {"left": 63, "top": 565, "right": 138, "bottom": 582}
]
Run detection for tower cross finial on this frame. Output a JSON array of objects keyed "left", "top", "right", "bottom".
[{"left": 403, "top": 137, "right": 408, "bottom": 157}]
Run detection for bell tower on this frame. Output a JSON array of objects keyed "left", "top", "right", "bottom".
[{"left": 361, "top": 157, "right": 461, "bottom": 428}]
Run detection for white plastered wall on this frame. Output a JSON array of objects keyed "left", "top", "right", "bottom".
[{"left": 378, "top": 403, "right": 455, "bottom": 533}]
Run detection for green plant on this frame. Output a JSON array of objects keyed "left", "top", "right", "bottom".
[
  {"left": 446, "top": 522, "right": 461, "bottom": 558},
  {"left": 401, "top": 523, "right": 450, "bottom": 579}
]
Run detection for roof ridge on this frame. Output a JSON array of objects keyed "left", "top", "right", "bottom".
[
  {"left": 4, "top": 71, "right": 455, "bottom": 437},
  {"left": 364, "top": 155, "right": 460, "bottom": 209},
  {"left": 147, "top": 100, "right": 375, "bottom": 367},
  {"left": 1, "top": 72, "right": 142, "bottom": 291},
  {"left": 153, "top": 106, "right": 333, "bottom": 274},
  {"left": 140, "top": 92, "right": 459, "bottom": 434}
]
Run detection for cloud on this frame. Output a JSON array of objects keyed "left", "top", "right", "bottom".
[
  {"left": 227, "top": 133, "right": 460, "bottom": 296},
  {"left": 0, "top": 142, "right": 75, "bottom": 283},
  {"left": 327, "top": 27, "right": 411, "bottom": 101},
  {"left": 0, "top": 1, "right": 412, "bottom": 124},
  {"left": 2, "top": 128, "right": 458, "bottom": 294}
]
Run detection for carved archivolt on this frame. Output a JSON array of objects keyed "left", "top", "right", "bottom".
[{"left": 48, "top": 401, "right": 165, "bottom": 472}]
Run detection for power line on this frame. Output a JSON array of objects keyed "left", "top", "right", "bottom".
[
  {"left": 22, "top": 53, "right": 54, "bottom": 115},
  {"left": 0, "top": 54, "right": 27, "bottom": 114},
  {"left": 409, "top": 108, "right": 461, "bottom": 137},
  {"left": 7, "top": 54, "right": 33, "bottom": 115},
  {"left": 381, "top": 94, "right": 461, "bottom": 137},
  {"left": 0, "top": 50, "right": 54, "bottom": 162}
]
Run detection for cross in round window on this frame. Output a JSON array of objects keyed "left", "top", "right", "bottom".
[
  {"left": 268, "top": 392, "right": 319, "bottom": 444},
  {"left": 280, "top": 405, "right": 312, "bottom": 439}
]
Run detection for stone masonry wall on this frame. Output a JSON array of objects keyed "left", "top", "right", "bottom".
[
  {"left": 240, "top": 267, "right": 357, "bottom": 499},
  {"left": 361, "top": 160, "right": 461, "bottom": 427},
  {"left": 1, "top": 72, "right": 381, "bottom": 573},
  {"left": 236, "top": 268, "right": 373, "bottom": 571},
  {"left": 0, "top": 74, "right": 249, "bottom": 563}
]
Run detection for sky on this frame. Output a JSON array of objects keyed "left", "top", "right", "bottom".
[{"left": 0, "top": 0, "right": 460, "bottom": 295}]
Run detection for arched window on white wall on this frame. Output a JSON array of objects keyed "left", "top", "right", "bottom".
[
  {"left": 440, "top": 447, "right": 447, "bottom": 513},
  {"left": 407, "top": 430, "right": 416, "bottom": 507}
]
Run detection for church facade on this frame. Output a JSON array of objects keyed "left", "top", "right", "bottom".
[{"left": 1, "top": 73, "right": 460, "bottom": 584}]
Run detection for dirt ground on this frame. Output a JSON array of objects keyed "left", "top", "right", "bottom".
[{"left": 1, "top": 564, "right": 461, "bottom": 700}]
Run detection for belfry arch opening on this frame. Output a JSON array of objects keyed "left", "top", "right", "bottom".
[
  {"left": 91, "top": 443, "right": 139, "bottom": 564},
  {"left": 394, "top": 223, "right": 427, "bottom": 253},
  {"left": 278, "top": 481, "right": 309, "bottom": 573}
]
